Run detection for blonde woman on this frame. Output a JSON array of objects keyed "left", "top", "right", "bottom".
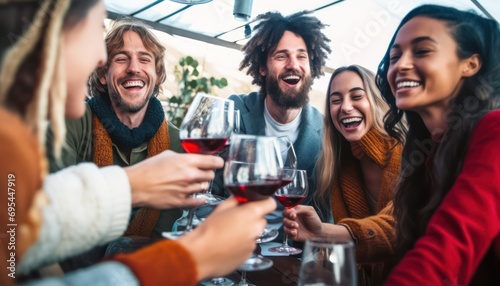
[
  {"left": 0, "top": 0, "right": 274, "bottom": 285},
  {"left": 283, "top": 65, "right": 404, "bottom": 285}
]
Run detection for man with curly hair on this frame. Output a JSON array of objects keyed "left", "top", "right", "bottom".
[{"left": 221, "top": 11, "right": 332, "bottom": 236}]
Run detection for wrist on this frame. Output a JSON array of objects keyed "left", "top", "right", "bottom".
[
  {"left": 321, "top": 223, "right": 354, "bottom": 241},
  {"left": 124, "top": 165, "right": 144, "bottom": 207},
  {"left": 177, "top": 230, "right": 206, "bottom": 281}
]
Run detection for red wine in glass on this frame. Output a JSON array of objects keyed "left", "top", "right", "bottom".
[
  {"left": 226, "top": 180, "right": 282, "bottom": 203},
  {"left": 275, "top": 194, "right": 306, "bottom": 208},
  {"left": 278, "top": 178, "right": 294, "bottom": 188},
  {"left": 180, "top": 137, "right": 228, "bottom": 155}
]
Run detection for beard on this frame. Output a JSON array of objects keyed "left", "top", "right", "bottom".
[
  {"left": 265, "top": 71, "right": 312, "bottom": 109},
  {"left": 109, "top": 90, "right": 152, "bottom": 114},
  {"left": 108, "top": 79, "right": 156, "bottom": 114}
]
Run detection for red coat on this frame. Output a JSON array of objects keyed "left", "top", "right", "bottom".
[{"left": 386, "top": 110, "right": 500, "bottom": 285}]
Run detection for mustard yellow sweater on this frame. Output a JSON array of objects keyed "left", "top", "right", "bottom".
[{"left": 330, "top": 128, "right": 401, "bottom": 285}]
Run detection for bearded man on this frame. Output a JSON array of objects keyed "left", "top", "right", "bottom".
[
  {"left": 216, "top": 11, "right": 332, "bottom": 237},
  {"left": 47, "top": 19, "right": 192, "bottom": 271}
]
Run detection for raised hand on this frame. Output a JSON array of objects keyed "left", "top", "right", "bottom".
[
  {"left": 178, "top": 196, "right": 276, "bottom": 281},
  {"left": 125, "top": 150, "right": 224, "bottom": 209},
  {"left": 282, "top": 205, "right": 323, "bottom": 242}
]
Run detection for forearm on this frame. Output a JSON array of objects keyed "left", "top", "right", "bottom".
[
  {"left": 320, "top": 223, "right": 353, "bottom": 241},
  {"left": 19, "top": 163, "right": 131, "bottom": 273},
  {"left": 20, "top": 262, "right": 139, "bottom": 286},
  {"left": 114, "top": 239, "right": 198, "bottom": 285},
  {"left": 337, "top": 214, "right": 395, "bottom": 263}
]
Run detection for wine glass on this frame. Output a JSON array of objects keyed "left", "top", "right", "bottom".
[
  {"left": 224, "top": 134, "right": 283, "bottom": 281},
  {"left": 163, "top": 93, "right": 234, "bottom": 239},
  {"left": 268, "top": 169, "right": 308, "bottom": 255},
  {"left": 298, "top": 237, "right": 357, "bottom": 286},
  {"left": 199, "top": 110, "right": 241, "bottom": 286},
  {"left": 258, "top": 136, "right": 297, "bottom": 244}
]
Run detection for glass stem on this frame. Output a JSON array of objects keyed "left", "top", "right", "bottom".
[
  {"left": 185, "top": 207, "right": 196, "bottom": 232},
  {"left": 240, "top": 271, "right": 247, "bottom": 283},
  {"left": 282, "top": 233, "right": 289, "bottom": 247},
  {"left": 207, "top": 169, "right": 215, "bottom": 195}
]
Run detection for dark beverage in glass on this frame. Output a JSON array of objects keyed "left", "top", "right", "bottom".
[
  {"left": 226, "top": 180, "right": 282, "bottom": 203},
  {"left": 278, "top": 178, "right": 294, "bottom": 188},
  {"left": 275, "top": 194, "right": 306, "bottom": 208},
  {"left": 180, "top": 138, "right": 228, "bottom": 155}
]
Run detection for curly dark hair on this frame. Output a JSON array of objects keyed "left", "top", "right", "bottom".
[{"left": 239, "top": 11, "right": 331, "bottom": 89}]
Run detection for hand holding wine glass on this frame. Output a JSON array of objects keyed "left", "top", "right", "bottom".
[
  {"left": 224, "top": 134, "right": 283, "bottom": 276},
  {"left": 164, "top": 93, "right": 234, "bottom": 239},
  {"left": 269, "top": 169, "right": 308, "bottom": 255}
]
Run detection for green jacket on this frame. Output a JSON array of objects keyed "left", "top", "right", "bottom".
[{"left": 48, "top": 104, "right": 183, "bottom": 238}]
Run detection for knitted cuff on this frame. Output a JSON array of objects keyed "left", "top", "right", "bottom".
[
  {"left": 99, "top": 165, "right": 132, "bottom": 243},
  {"left": 114, "top": 240, "right": 198, "bottom": 286}
]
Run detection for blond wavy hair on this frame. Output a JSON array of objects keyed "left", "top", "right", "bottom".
[{"left": 315, "top": 65, "right": 394, "bottom": 210}]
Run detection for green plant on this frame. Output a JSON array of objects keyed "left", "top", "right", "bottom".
[{"left": 166, "top": 55, "right": 228, "bottom": 127}]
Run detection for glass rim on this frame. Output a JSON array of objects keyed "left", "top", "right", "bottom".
[
  {"left": 194, "top": 92, "right": 235, "bottom": 104},
  {"left": 230, "top": 134, "right": 281, "bottom": 140},
  {"left": 305, "top": 236, "right": 355, "bottom": 248}
]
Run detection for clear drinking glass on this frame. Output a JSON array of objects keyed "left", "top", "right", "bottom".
[
  {"left": 268, "top": 169, "right": 308, "bottom": 255},
  {"left": 224, "top": 134, "right": 283, "bottom": 275},
  {"left": 298, "top": 236, "right": 357, "bottom": 286},
  {"left": 163, "top": 93, "right": 234, "bottom": 239}
]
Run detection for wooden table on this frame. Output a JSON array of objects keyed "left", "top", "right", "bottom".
[{"left": 223, "top": 256, "right": 302, "bottom": 286}]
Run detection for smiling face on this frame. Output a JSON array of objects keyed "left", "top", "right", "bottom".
[
  {"left": 329, "top": 71, "right": 373, "bottom": 142},
  {"left": 387, "top": 16, "right": 471, "bottom": 114},
  {"left": 100, "top": 30, "right": 158, "bottom": 114},
  {"left": 63, "top": 0, "right": 107, "bottom": 118},
  {"left": 261, "top": 30, "right": 312, "bottom": 108}
]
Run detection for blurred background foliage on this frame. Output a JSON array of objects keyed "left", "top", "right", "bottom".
[{"left": 165, "top": 55, "right": 228, "bottom": 127}]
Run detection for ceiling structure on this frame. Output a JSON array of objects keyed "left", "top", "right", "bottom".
[
  {"left": 104, "top": 0, "right": 499, "bottom": 111},
  {"left": 105, "top": 0, "right": 498, "bottom": 71}
]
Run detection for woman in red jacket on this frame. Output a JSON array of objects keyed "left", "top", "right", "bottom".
[{"left": 377, "top": 4, "right": 500, "bottom": 285}]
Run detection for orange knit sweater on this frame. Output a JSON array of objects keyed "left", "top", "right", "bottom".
[
  {"left": 0, "top": 108, "right": 198, "bottom": 285},
  {"left": 0, "top": 108, "right": 43, "bottom": 286},
  {"left": 92, "top": 114, "right": 170, "bottom": 238},
  {"left": 114, "top": 239, "right": 198, "bottom": 285},
  {"left": 330, "top": 128, "right": 402, "bottom": 285}
]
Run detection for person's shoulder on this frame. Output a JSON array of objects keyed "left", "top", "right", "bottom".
[
  {"left": 475, "top": 110, "right": 500, "bottom": 132},
  {"left": 66, "top": 103, "right": 92, "bottom": 128},
  {"left": 481, "top": 109, "right": 500, "bottom": 121},
  {"left": 0, "top": 108, "right": 32, "bottom": 144},
  {"left": 228, "top": 92, "right": 260, "bottom": 110},
  {"left": 305, "top": 103, "right": 323, "bottom": 120},
  {"left": 0, "top": 108, "right": 38, "bottom": 164},
  {"left": 228, "top": 92, "right": 258, "bottom": 102},
  {"left": 469, "top": 110, "right": 500, "bottom": 144}
]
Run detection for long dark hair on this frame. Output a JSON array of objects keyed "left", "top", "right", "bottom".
[{"left": 377, "top": 4, "right": 500, "bottom": 261}]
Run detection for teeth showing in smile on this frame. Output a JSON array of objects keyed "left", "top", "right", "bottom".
[
  {"left": 341, "top": 117, "right": 362, "bottom": 124},
  {"left": 397, "top": 81, "right": 420, "bottom": 89},
  {"left": 282, "top": 75, "right": 300, "bottom": 85},
  {"left": 123, "top": 80, "right": 144, "bottom": 88}
]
